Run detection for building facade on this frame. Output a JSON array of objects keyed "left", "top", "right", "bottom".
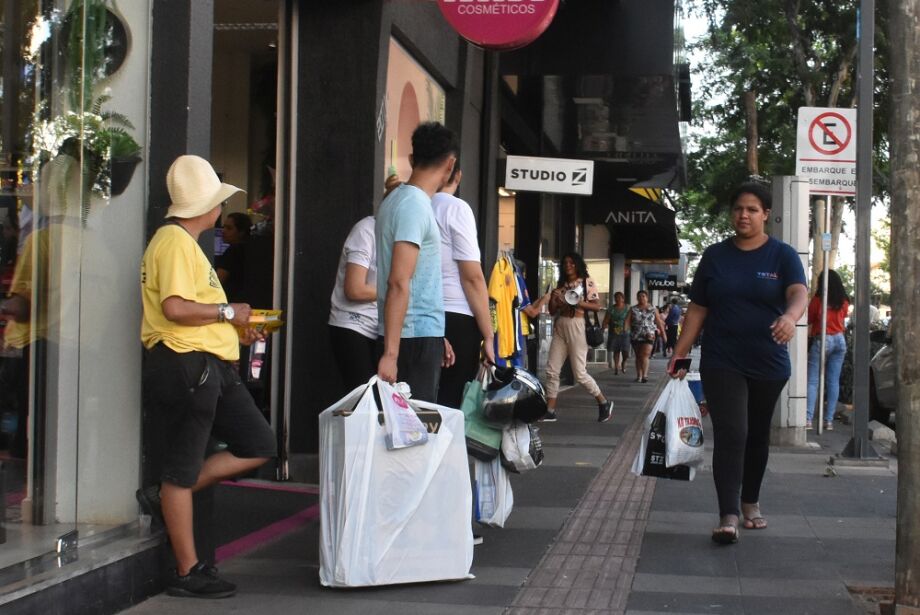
[{"left": 0, "top": 1, "right": 686, "bottom": 610}]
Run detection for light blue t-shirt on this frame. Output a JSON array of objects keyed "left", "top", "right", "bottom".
[{"left": 375, "top": 184, "right": 445, "bottom": 338}]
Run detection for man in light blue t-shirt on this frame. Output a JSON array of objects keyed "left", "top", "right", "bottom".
[{"left": 376, "top": 122, "right": 458, "bottom": 402}]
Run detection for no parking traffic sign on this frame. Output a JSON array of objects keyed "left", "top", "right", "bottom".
[{"left": 795, "top": 107, "right": 857, "bottom": 196}]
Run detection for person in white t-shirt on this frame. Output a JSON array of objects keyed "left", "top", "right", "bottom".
[
  {"left": 328, "top": 176, "right": 401, "bottom": 391},
  {"left": 432, "top": 166, "right": 495, "bottom": 408},
  {"left": 328, "top": 216, "right": 378, "bottom": 390}
]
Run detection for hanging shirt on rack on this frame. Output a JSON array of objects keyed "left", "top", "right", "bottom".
[{"left": 488, "top": 255, "right": 518, "bottom": 359}]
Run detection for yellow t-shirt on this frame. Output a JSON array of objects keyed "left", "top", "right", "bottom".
[
  {"left": 488, "top": 256, "right": 519, "bottom": 359},
  {"left": 140, "top": 224, "right": 239, "bottom": 361}
]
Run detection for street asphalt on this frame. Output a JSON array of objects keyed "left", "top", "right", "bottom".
[{"left": 124, "top": 351, "right": 897, "bottom": 614}]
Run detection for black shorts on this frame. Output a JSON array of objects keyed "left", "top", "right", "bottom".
[{"left": 143, "top": 344, "right": 277, "bottom": 488}]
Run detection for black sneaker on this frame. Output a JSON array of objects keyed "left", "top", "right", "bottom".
[
  {"left": 166, "top": 561, "right": 237, "bottom": 599},
  {"left": 598, "top": 401, "right": 613, "bottom": 423},
  {"left": 540, "top": 411, "right": 558, "bottom": 422},
  {"left": 136, "top": 485, "right": 163, "bottom": 529}
]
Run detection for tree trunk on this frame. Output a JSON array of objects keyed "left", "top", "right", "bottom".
[
  {"left": 743, "top": 91, "right": 759, "bottom": 175},
  {"left": 890, "top": 0, "right": 920, "bottom": 608}
]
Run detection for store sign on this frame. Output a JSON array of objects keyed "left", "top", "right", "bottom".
[
  {"left": 605, "top": 209, "right": 658, "bottom": 225},
  {"left": 645, "top": 272, "right": 677, "bottom": 290},
  {"left": 795, "top": 107, "right": 857, "bottom": 196},
  {"left": 504, "top": 155, "right": 594, "bottom": 195},
  {"left": 437, "top": 0, "right": 560, "bottom": 50}
]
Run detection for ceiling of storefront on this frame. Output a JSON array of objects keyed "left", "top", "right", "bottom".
[{"left": 214, "top": 0, "right": 278, "bottom": 55}]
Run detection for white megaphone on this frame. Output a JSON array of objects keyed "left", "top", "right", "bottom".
[{"left": 564, "top": 285, "right": 583, "bottom": 306}]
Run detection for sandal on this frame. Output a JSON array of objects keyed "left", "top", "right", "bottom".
[
  {"left": 742, "top": 504, "right": 767, "bottom": 530},
  {"left": 711, "top": 515, "right": 739, "bottom": 545}
]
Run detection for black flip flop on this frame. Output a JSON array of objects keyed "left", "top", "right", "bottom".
[{"left": 711, "top": 525, "right": 739, "bottom": 545}]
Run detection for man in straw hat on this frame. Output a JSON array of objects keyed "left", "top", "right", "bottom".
[{"left": 137, "top": 155, "right": 276, "bottom": 598}]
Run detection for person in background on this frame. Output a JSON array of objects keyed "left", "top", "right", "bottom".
[
  {"left": 137, "top": 155, "right": 276, "bottom": 598},
  {"left": 376, "top": 123, "right": 456, "bottom": 401},
  {"left": 432, "top": 165, "right": 495, "bottom": 408},
  {"left": 669, "top": 182, "right": 808, "bottom": 545},
  {"left": 625, "top": 290, "right": 666, "bottom": 383},
  {"left": 805, "top": 269, "right": 849, "bottom": 430},
  {"left": 603, "top": 291, "right": 631, "bottom": 375},
  {"left": 215, "top": 212, "right": 252, "bottom": 303},
  {"left": 664, "top": 297, "right": 682, "bottom": 357},
  {"left": 327, "top": 175, "right": 401, "bottom": 392},
  {"left": 542, "top": 252, "right": 614, "bottom": 423}
]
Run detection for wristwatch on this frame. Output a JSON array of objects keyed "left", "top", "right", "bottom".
[{"left": 217, "top": 303, "right": 235, "bottom": 323}]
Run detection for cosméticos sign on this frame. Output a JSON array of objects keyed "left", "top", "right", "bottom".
[
  {"left": 437, "top": 0, "right": 560, "bottom": 50},
  {"left": 504, "top": 155, "right": 594, "bottom": 196}
]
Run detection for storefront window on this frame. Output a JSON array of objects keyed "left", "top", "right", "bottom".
[
  {"left": 383, "top": 38, "right": 446, "bottom": 182},
  {"left": 0, "top": 0, "right": 148, "bottom": 572}
]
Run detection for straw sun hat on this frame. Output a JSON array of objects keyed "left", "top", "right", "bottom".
[{"left": 166, "top": 155, "right": 244, "bottom": 219}]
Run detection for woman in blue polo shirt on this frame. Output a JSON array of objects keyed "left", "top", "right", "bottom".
[{"left": 669, "top": 182, "right": 808, "bottom": 545}]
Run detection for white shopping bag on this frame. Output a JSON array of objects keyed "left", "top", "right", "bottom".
[
  {"left": 474, "top": 457, "right": 514, "bottom": 527},
  {"left": 664, "top": 378, "right": 705, "bottom": 469},
  {"left": 377, "top": 379, "right": 429, "bottom": 450},
  {"left": 500, "top": 421, "right": 544, "bottom": 473},
  {"left": 319, "top": 377, "right": 474, "bottom": 587},
  {"left": 631, "top": 379, "right": 702, "bottom": 480}
]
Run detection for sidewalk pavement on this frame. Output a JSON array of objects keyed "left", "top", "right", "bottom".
[{"left": 124, "top": 353, "right": 896, "bottom": 615}]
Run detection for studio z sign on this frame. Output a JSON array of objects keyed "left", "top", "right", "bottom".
[
  {"left": 504, "top": 156, "right": 594, "bottom": 196},
  {"left": 437, "top": 0, "right": 560, "bottom": 50}
]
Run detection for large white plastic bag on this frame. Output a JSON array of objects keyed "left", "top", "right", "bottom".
[
  {"left": 319, "top": 377, "right": 474, "bottom": 587},
  {"left": 377, "top": 378, "right": 429, "bottom": 450},
  {"left": 664, "top": 378, "right": 705, "bottom": 468},
  {"left": 474, "top": 457, "right": 514, "bottom": 527},
  {"left": 631, "top": 379, "right": 700, "bottom": 480}
]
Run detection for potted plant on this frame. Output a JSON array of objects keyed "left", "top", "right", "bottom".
[{"left": 32, "top": 95, "right": 142, "bottom": 218}]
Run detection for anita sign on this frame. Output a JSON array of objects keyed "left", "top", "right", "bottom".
[
  {"left": 605, "top": 210, "right": 659, "bottom": 225},
  {"left": 438, "top": 0, "right": 560, "bottom": 50}
]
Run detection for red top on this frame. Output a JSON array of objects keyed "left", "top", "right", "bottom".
[{"left": 808, "top": 295, "right": 849, "bottom": 337}]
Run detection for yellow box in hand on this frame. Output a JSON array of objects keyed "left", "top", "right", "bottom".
[{"left": 245, "top": 309, "right": 284, "bottom": 334}]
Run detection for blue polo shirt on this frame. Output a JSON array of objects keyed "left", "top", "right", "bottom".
[
  {"left": 375, "top": 183, "right": 444, "bottom": 338},
  {"left": 690, "top": 237, "right": 807, "bottom": 380}
]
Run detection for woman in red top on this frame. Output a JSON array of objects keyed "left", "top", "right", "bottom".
[{"left": 806, "top": 269, "right": 849, "bottom": 430}]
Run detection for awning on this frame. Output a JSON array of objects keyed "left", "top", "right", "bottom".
[{"left": 582, "top": 186, "right": 680, "bottom": 262}]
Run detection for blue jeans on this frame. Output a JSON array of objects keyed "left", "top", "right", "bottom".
[{"left": 806, "top": 333, "right": 847, "bottom": 422}]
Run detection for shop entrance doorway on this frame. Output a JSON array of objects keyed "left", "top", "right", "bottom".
[{"left": 211, "top": 0, "right": 286, "bottom": 475}]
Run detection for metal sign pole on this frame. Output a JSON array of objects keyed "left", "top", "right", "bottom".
[
  {"left": 840, "top": 0, "right": 881, "bottom": 460},
  {"left": 817, "top": 198, "right": 831, "bottom": 434}
]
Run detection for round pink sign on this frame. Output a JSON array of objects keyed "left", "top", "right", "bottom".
[{"left": 438, "top": 0, "right": 560, "bottom": 51}]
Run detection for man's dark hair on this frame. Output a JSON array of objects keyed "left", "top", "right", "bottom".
[
  {"left": 730, "top": 182, "right": 772, "bottom": 212},
  {"left": 411, "top": 122, "right": 459, "bottom": 168}
]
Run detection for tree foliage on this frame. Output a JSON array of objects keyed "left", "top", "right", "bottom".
[{"left": 677, "top": 0, "right": 890, "bottom": 256}]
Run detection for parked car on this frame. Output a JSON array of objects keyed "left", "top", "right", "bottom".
[{"left": 869, "top": 328, "right": 895, "bottom": 425}]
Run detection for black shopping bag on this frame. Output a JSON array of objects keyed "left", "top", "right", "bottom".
[{"left": 641, "top": 411, "right": 692, "bottom": 481}]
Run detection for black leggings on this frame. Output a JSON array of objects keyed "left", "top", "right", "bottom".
[{"left": 701, "top": 367, "right": 787, "bottom": 518}]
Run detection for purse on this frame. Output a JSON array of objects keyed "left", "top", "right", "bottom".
[{"left": 584, "top": 311, "right": 605, "bottom": 348}]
